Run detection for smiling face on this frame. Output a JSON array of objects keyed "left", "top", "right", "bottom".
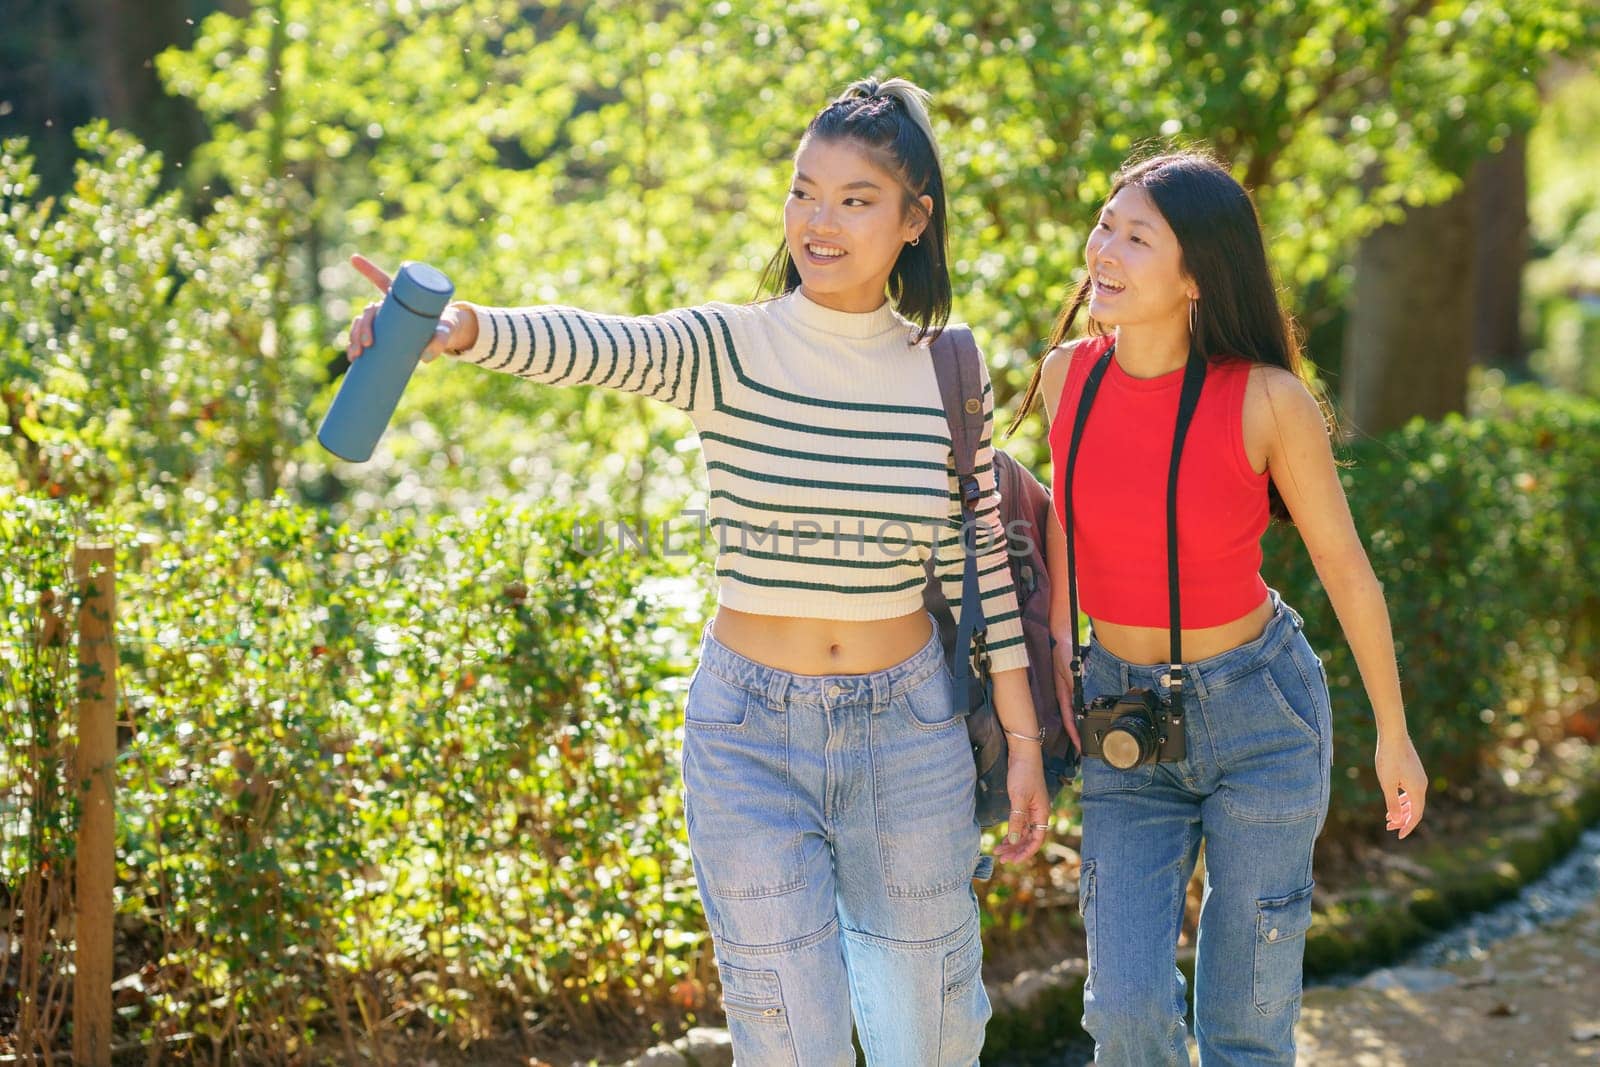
[
  {"left": 1084, "top": 184, "right": 1198, "bottom": 329},
  {"left": 782, "top": 136, "right": 933, "bottom": 314}
]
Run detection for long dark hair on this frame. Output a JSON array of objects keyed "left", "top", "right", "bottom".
[
  {"left": 1009, "top": 149, "right": 1326, "bottom": 518},
  {"left": 758, "top": 77, "right": 952, "bottom": 343}
]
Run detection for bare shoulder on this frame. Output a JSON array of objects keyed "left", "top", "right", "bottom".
[
  {"left": 1242, "top": 362, "right": 1332, "bottom": 480},
  {"left": 1245, "top": 363, "right": 1323, "bottom": 426},
  {"left": 1040, "top": 340, "right": 1088, "bottom": 422}
]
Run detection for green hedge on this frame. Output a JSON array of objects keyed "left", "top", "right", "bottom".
[
  {"left": 1262, "top": 384, "right": 1600, "bottom": 835},
  {"left": 3, "top": 497, "right": 716, "bottom": 1057},
  {"left": 2, "top": 385, "right": 1596, "bottom": 1058}
]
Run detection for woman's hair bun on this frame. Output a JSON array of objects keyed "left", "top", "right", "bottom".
[{"left": 835, "top": 77, "right": 941, "bottom": 170}]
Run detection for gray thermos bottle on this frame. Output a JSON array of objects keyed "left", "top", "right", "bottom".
[{"left": 317, "top": 261, "right": 454, "bottom": 462}]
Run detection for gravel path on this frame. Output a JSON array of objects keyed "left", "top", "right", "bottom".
[
  {"left": 1036, "top": 893, "right": 1600, "bottom": 1066},
  {"left": 1295, "top": 892, "right": 1600, "bottom": 1066}
]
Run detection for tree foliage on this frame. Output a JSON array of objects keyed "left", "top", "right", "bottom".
[
  {"left": 140, "top": 0, "right": 1599, "bottom": 492},
  {"left": 0, "top": 125, "right": 301, "bottom": 513}
]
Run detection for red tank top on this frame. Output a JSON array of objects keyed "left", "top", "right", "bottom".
[{"left": 1049, "top": 334, "right": 1269, "bottom": 628}]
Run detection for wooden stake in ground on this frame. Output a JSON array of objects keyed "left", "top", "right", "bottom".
[{"left": 73, "top": 544, "right": 116, "bottom": 1067}]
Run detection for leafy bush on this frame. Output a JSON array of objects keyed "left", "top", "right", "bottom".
[
  {"left": 1263, "top": 384, "right": 1600, "bottom": 832},
  {"left": 0, "top": 125, "right": 305, "bottom": 513},
  {"left": 3, "top": 493, "right": 716, "bottom": 1058},
  {"left": 0, "top": 496, "right": 100, "bottom": 1057}
]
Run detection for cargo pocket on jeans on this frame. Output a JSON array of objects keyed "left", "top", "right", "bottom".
[
  {"left": 717, "top": 962, "right": 797, "bottom": 1066},
  {"left": 939, "top": 917, "right": 989, "bottom": 1064},
  {"left": 1253, "top": 883, "right": 1314, "bottom": 1016},
  {"left": 719, "top": 962, "right": 787, "bottom": 1020},
  {"left": 1078, "top": 860, "right": 1097, "bottom": 989}
]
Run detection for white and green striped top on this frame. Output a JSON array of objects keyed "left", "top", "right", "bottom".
[{"left": 450, "top": 287, "right": 1027, "bottom": 672}]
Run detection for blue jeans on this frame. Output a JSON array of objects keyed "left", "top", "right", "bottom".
[
  {"left": 1078, "top": 593, "right": 1333, "bottom": 1066},
  {"left": 680, "top": 617, "right": 992, "bottom": 1066}
]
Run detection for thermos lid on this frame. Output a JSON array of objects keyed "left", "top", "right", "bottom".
[{"left": 390, "top": 261, "right": 455, "bottom": 318}]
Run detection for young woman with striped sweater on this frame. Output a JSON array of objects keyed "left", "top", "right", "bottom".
[{"left": 344, "top": 78, "right": 1045, "bottom": 1066}]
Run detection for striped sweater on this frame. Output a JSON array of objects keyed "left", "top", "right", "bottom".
[{"left": 450, "top": 287, "right": 1028, "bottom": 672}]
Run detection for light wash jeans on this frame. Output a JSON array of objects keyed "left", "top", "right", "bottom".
[
  {"left": 1077, "top": 593, "right": 1333, "bottom": 1066},
  {"left": 680, "top": 617, "right": 992, "bottom": 1066}
]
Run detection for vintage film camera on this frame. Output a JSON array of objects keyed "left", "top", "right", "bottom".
[{"left": 1076, "top": 687, "right": 1186, "bottom": 769}]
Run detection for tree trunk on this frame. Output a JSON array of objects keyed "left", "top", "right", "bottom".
[
  {"left": 1340, "top": 181, "right": 1476, "bottom": 437},
  {"left": 1470, "top": 133, "right": 1529, "bottom": 373},
  {"left": 79, "top": 0, "right": 210, "bottom": 180}
]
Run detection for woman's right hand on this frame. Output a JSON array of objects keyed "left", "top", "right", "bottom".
[{"left": 344, "top": 253, "right": 477, "bottom": 362}]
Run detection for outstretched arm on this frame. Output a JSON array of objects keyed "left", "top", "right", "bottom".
[{"left": 344, "top": 254, "right": 722, "bottom": 415}]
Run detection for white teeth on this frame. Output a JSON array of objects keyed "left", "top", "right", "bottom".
[
  {"left": 1096, "top": 274, "right": 1125, "bottom": 291},
  {"left": 809, "top": 244, "right": 845, "bottom": 258}
]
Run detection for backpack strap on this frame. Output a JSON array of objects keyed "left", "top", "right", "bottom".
[
  {"left": 932, "top": 326, "right": 985, "bottom": 484},
  {"left": 929, "top": 326, "right": 988, "bottom": 701}
]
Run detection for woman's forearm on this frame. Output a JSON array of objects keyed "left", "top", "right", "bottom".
[
  {"left": 1316, "top": 550, "right": 1409, "bottom": 741},
  {"left": 1045, "top": 509, "right": 1079, "bottom": 645},
  {"left": 991, "top": 667, "right": 1046, "bottom": 747}
]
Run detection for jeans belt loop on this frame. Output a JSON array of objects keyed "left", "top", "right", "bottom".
[{"left": 871, "top": 671, "right": 890, "bottom": 712}]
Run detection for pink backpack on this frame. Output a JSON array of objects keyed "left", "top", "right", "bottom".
[{"left": 921, "top": 326, "right": 1079, "bottom": 827}]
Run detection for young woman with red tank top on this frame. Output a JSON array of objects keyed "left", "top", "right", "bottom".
[{"left": 1010, "top": 151, "right": 1429, "bottom": 1066}]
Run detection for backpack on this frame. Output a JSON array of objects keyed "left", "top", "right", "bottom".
[{"left": 921, "top": 326, "right": 1079, "bottom": 828}]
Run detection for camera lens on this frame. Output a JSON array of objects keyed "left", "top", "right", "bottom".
[{"left": 1103, "top": 711, "right": 1160, "bottom": 770}]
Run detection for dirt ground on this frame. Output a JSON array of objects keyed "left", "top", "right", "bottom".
[{"left": 1294, "top": 894, "right": 1600, "bottom": 1067}]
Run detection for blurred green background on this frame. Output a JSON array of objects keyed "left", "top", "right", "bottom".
[
  {"left": 4, "top": 0, "right": 1597, "bottom": 516},
  {"left": 2, "top": 1, "right": 1598, "bottom": 1063}
]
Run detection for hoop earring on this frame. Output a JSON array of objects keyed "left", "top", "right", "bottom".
[
  {"left": 910, "top": 235, "right": 920, "bottom": 247},
  {"left": 1188, "top": 299, "right": 1197, "bottom": 336}
]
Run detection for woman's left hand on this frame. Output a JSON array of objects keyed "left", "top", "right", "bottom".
[
  {"left": 995, "top": 747, "right": 1050, "bottom": 864},
  {"left": 1375, "top": 733, "right": 1428, "bottom": 839}
]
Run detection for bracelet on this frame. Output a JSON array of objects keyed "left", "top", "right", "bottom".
[{"left": 1003, "top": 725, "right": 1046, "bottom": 745}]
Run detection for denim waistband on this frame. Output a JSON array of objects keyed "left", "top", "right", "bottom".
[
  {"left": 697, "top": 614, "right": 947, "bottom": 710},
  {"left": 1086, "top": 590, "right": 1305, "bottom": 700}
]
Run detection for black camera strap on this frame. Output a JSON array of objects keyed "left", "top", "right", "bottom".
[
  {"left": 1062, "top": 341, "right": 1208, "bottom": 720},
  {"left": 1061, "top": 346, "right": 1113, "bottom": 720}
]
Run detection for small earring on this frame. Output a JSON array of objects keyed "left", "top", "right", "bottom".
[
  {"left": 910, "top": 235, "right": 920, "bottom": 247},
  {"left": 1188, "top": 299, "right": 1198, "bottom": 335}
]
